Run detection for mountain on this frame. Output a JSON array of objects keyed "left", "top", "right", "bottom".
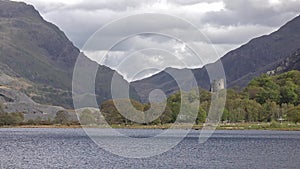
[
  {"left": 0, "top": 0, "right": 136, "bottom": 108},
  {"left": 132, "top": 14, "right": 300, "bottom": 102},
  {"left": 2, "top": 0, "right": 299, "bottom": 107}
]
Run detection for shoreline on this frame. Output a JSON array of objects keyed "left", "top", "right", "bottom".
[{"left": 1, "top": 123, "right": 300, "bottom": 131}]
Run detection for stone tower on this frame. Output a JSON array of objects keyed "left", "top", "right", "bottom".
[{"left": 210, "top": 79, "right": 225, "bottom": 92}]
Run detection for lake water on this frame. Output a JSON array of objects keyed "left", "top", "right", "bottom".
[{"left": 0, "top": 128, "right": 300, "bottom": 169}]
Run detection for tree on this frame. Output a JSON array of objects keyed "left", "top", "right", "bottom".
[
  {"left": 54, "top": 110, "right": 70, "bottom": 125},
  {"left": 256, "top": 88, "right": 280, "bottom": 105},
  {"left": 100, "top": 99, "right": 145, "bottom": 124},
  {"left": 281, "top": 103, "right": 294, "bottom": 120},
  {"left": 225, "top": 99, "right": 244, "bottom": 122},
  {"left": 221, "top": 109, "right": 229, "bottom": 123},
  {"left": 199, "top": 88, "right": 211, "bottom": 103},
  {"left": 167, "top": 92, "right": 181, "bottom": 122},
  {"left": 197, "top": 107, "right": 207, "bottom": 124},
  {"left": 280, "top": 81, "right": 298, "bottom": 105},
  {"left": 159, "top": 106, "right": 173, "bottom": 124},
  {"left": 79, "top": 109, "right": 96, "bottom": 125},
  {"left": 242, "top": 99, "right": 262, "bottom": 122},
  {"left": 287, "top": 106, "right": 300, "bottom": 124},
  {"left": 0, "top": 112, "right": 24, "bottom": 126},
  {"left": 248, "top": 75, "right": 280, "bottom": 104},
  {"left": 262, "top": 100, "right": 280, "bottom": 122},
  {"left": 246, "top": 86, "right": 261, "bottom": 100}
]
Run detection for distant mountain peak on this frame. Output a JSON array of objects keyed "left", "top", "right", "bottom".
[{"left": 0, "top": 0, "right": 41, "bottom": 19}]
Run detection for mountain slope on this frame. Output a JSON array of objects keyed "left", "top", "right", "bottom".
[
  {"left": 0, "top": 63, "right": 65, "bottom": 120},
  {"left": 132, "top": 14, "right": 300, "bottom": 102},
  {"left": 270, "top": 49, "right": 300, "bottom": 74},
  {"left": 0, "top": 0, "right": 136, "bottom": 108},
  {"left": 0, "top": 0, "right": 77, "bottom": 89}
]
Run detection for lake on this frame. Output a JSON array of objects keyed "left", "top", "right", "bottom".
[{"left": 0, "top": 128, "right": 300, "bottom": 169}]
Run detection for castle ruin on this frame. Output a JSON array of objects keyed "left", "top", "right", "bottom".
[{"left": 210, "top": 79, "right": 225, "bottom": 92}]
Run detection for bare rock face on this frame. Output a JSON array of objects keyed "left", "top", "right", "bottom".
[
  {"left": 0, "top": 87, "right": 34, "bottom": 103},
  {"left": 0, "top": 64, "right": 74, "bottom": 121},
  {"left": 0, "top": 87, "right": 65, "bottom": 120},
  {"left": 271, "top": 49, "right": 300, "bottom": 74}
]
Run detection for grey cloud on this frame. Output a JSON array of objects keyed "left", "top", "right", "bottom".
[
  {"left": 45, "top": 10, "right": 200, "bottom": 48},
  {"left": 202, "top": 24, "right": 275, "bottom": 44},
  {"left": 20, "top": 0, "right": 300, "bottom": 80},
  {"left": 37, "top": 0, "right": 222, "bottom": 13},
  {"left": 106, "top": 47, "right": 202, "bottom": 81},
  {"left": 79, "top": 13, "right": 213, "bottom": 51},
  {"left": 26, "top": 0, "right": 300, "bottom": 49},
  {"left": 19, "top": 0, "right": 66, "bottom": 13},
  {"left": 168, "top": 0, "right": 222, "bottom": 5},
  {"left": 22, "top": 0, "right": 143, "bottom": 13},
  {"left": 64, "top": 0, "right": 146, "bottom": 12},
  {"left": 202, "top": 0, "right": 300, "bottom": 27}
]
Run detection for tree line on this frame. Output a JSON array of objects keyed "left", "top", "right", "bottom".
[
  {"left": 99, "top": 70, "right": 300, "bottom": 125},
  {"left": 1, "top": 70, "right": 300, "bottom": 126},
  {"left": 0, "top": 106, "right": 77, "bottom": 126}
]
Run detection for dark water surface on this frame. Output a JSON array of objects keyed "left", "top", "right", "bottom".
[{"left": 0, "top": 128, "right": 300, "bottom": 169}]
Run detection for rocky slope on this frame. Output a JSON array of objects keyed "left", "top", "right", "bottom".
[
  {"left": 0, "top": 69, "right": 65, "bottom": 120},
  {"left": 270, "top": 48, "right": 300, "bottom": 75}
]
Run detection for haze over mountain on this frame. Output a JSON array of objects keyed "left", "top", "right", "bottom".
[
  {"left": 0, "top": 0, "right": 136, "bottom": 108},
  {"left": 132, "top": 14, "right": 300, "bottom": 102}
]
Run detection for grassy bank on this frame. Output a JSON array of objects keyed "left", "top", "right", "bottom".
[
  {"left": 217, "top": 122, "right": 300, "bottom": 131},
  {"left": 0, "top": 124, "right": 82, "bottom": 129},
  {"left": 110, "top": 122, "right": 300, "bottom": 131},
  {"left": 2, "top": 122, "right": 300, "bottom": 131}
]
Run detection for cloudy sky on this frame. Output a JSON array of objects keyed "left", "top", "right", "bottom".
[{"left": 16, "top": 0, "right": 300, "bottom": 81}]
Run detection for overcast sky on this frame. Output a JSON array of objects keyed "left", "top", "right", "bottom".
[{"left": 16, "top": 0, "right": 300, "bottom": 81}]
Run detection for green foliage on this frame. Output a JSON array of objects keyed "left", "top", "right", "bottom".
[
  {"left": 280, "top": 81, "right": 298, "bottom": 105},
  {"left": 0, "top": 112, "right": 24, "bottom": 126},
  {"left": 247, "top": 70, "right": 300, "bottom": 105},
  {"left": 97, "top": 70, "right": 300, "bottom": 126},
  {"left": 167, "top": 92, "right": 181, "bottom": 120},
  {"left": 262, "top": 100, "right": 280, "bottom": 122},
  {"left": 205, "top": 70, "right": 300, "bottom": 124},
  {"left": 158, "top": 106, "right": 174, "bottom": 124},
  {"left": 26, "top": 117, "right": 55, "bottom": 125},
  {"left": 248, "top": 75, "right": 280, "bottom": 104},
  {"left": 54, "top": 110, "right": 70, "bottom": 125},
  {"left": 100, "top": 99, "right": 145, "bottom": 125},
  {"left": 100, "top": 90, "right": 201, "bottom": 125},
  {"left": 197, "top": 107, "right": 207, "bottom": 124},
  {"left": 270, "top": 120, "right": 281, "bottom": 128},
  {"left": 78, "top": 109, "right": 105, "bottom": 125},
  {"left": 287, "top": 106, "right": 300, "bottom": 124},
  {"left": 79, "top": 109, "right": 96, "bottom": 125}
]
